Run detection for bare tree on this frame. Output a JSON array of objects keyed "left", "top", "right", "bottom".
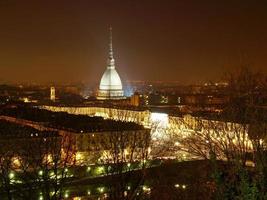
[
  {"left": 0, "top": 139, "right": 15, "bottom": 200},
  {"left": 95, "top": 110, "right": 151, "bottom": 200},
  {"left": 176, "top": 66, "right": 267, "bottom": 199}
]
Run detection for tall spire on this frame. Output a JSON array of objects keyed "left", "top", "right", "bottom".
[
  {"left": 107, "top": 26, "right": 115, "bottom": 69},
  {"left": 109, "top": 26, "right": 113, "bottom": 59}
]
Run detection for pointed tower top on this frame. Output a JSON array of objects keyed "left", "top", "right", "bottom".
[
  {"left": 109, "top": 26, "right": 113, "bottom": 59},
  {"left": 107, "top": 26, "right": 115, "bottom": 69}
]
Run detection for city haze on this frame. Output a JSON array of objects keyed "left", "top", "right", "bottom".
[{"left": 0, "top": 0, "right": 266, "bottom": 84}]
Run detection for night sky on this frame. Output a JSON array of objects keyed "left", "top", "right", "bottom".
[{"left": 0, "top": 0, "right": 266, "bottom": 84}]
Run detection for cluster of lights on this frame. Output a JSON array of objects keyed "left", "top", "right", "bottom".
[
  {"left": 142, "top": 185, "right": 151, "bottom": 193},
  {"left": 43, "top": 105, "right": 258, "bottom": 159},
  {"left": 47, "top": 186, "right": 108, "bottom": 199},
  {"left": 38, "top": 181, "right": 155, "bottom": 199},
  {"left": 4, "top": 161, "right": 162, "bottom": 200},
  {"left": 75, "top": 152, "right": 84, "bottom": 163},
  {"left": 96, "top": 166, "right": 105, "bottom": 174},
  {"left": 5, "top": 161, "right": 156, "bottom": 183},
  {"left": 52, "top": 184, "right": 152, "bottom": 198},
  {"left": 164, "top": 116, "right": 258, "bottom": 161},
  {"left": 174, "top": 184, "right": 187, "bottom": 189},
  {"left": 12, "top": 157, "right": 21, "bottom": 167},
  {"left": 49, "top": 171, "right": 55, "bottom": 178}
]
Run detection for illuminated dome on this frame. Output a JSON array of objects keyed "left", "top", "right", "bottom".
[
  {"left": 98, "top": 28, "right": 124, "bottom": 100},
  {"left": 99, "top": 68, "right": 123, "bottom": 91}
]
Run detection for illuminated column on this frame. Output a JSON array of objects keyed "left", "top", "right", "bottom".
[{"left": 50, "top": 87, "right": 56, "bottom": 102}]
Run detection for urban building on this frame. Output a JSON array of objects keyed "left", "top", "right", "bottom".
[
  {"left": 50, "top": 86, "right": 56, "bottom": 102},
  {"left": 97, "top": 28, "right": 124, "bottom": 100}
]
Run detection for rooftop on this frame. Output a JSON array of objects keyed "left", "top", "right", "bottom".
[{"left": 0, "top": 105, "right": 145, "bottom": 133}]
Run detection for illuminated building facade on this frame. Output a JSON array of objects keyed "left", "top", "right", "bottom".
[
  {"left": 61, "top": 129, "right": 150, "bottom": 164},
  {"left": 97, "top": 28, "right": 124, "bottom": 100},
  {"left": 50, "top": 86, "right": 56, "bottom": 102}
]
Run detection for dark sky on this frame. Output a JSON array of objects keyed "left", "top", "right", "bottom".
[{"left": 0, "top": 0, "right": 266, "bottom": 84}]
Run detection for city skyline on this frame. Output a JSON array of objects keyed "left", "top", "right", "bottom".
[{"left": 0, "top": 0, "right": 266, "bottom": 84}]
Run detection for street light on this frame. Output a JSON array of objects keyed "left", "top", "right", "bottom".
[{"left": 9, "top": 172, "right": 15, "bottom": 179}]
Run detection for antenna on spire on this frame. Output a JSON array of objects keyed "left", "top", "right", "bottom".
[
  {"left": 109, "top": 26, "right": 113, "bottom": 59},
  {"left": 107, "top": 26, "right": 115, "bottom": 69}
]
